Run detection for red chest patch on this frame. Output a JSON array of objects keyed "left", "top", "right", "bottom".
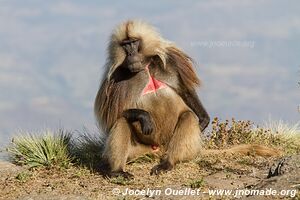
[{"left": 142, "top": 65, "right": 166, "bottom": 95}]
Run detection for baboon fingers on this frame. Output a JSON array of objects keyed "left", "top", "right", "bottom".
[
  {"left": 123, "top": 109, "right": 154, "bottom": 135},
  {"left": 141, "top": 120, "right": 153, "bottom": 135}
]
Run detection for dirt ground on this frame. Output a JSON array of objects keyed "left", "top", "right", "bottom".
[{"left": 0, "top": 154, "right": 299, "bottom": 200}]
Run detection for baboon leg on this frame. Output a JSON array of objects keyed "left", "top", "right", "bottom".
[
  {"left": 102, "top": 117, "right": 133, "bottom": 178},
  {"left": 151, "top": 111, "right": 202, "bottom": 175},
  {"left": 103, "top": 117, "right": 154, "bottom": 178}
]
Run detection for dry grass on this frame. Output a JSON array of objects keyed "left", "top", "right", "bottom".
[
  {"left": 3, "top": 119, "right": 300, "bottom": 199},
  {"left": 70, "top": 128, "right": 105, "bottom": 169},
  {"left": 7, "top": 118, "right": 300, "bottom": 170},
  {"left": 205, "top": 117, "right": 300, "bottom": 154}
]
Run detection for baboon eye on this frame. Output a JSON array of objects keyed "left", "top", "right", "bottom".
[
  {"left": 121, "top": 39, "right": 140, "bottom": 55},
  {"left": 120, "top": 38, "right": 139, "bottom": 46}
]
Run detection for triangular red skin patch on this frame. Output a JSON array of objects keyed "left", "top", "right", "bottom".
[
  {"left": 142, "top": 65, "right": 167, "bottom": 95},
  {"left": 142, "top": 76, "right": 167, "bottom": 95}
]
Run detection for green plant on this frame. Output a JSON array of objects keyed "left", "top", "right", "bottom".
[{"left": 8, "top": 129, "right": 72, "bottom": 168}]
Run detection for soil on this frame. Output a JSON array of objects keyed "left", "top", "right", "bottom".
[{"left": 0, "top": 154, "right": 299, "bottom": 200}]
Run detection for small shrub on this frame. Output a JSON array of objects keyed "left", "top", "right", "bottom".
[
  {"left": 205, "top": 117, "right": 300, "bottom": 154},
  {"left": 8, "top": 129, "right": 72, "bottom": 168}
]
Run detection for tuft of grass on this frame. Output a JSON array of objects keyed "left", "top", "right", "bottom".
[
  {"left": 7, "top": 129, "right": 72, "bottom": 168},
  {"left": 260, "top": 119, "right": 300, "bottom": 154},
  {"left": 205, "top": 117, "right": 300, "bottom": 154},
  {"left": 70, "top": 128, "right": 105, "bottom": 169},
  {"left": 263, "top": 118, "right": 300, "bottom": 135},
  {"left": 7, "top": 127, "right": 106, "bottom": 170}
]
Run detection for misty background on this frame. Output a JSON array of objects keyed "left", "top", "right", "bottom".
[{"left": 0, "top": 0, "right": 299, "bottom": 149}]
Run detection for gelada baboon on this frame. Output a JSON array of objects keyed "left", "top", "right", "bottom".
[{"left": 94, "top": 20, "right": 279, "bottom": 178}]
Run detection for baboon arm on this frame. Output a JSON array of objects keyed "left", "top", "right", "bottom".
[
  {"left": 162, "top": 46, "right": 209, "bottom": 131},
  {"left": 122, "top": 109, "right": 154, "bottom": 135},
  {"left": 178, "top": 89, "right": 210, "bottom": 132},
  {"left": 161, "top": 69, "right": 210, "bottom": 132}
]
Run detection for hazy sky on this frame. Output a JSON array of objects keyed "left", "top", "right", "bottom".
[{"left": 0, "top": 0, "right": 300, "bottom": 147}]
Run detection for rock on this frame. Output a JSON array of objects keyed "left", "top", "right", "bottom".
[
  {"left": 245, "top": 155, "right": 300, "bottom": 199},
  {"left": 0, "top": 161, "right": 21, "bottom": 181}
]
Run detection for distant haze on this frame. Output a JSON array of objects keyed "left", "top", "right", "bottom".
[{"left": 0, "top": 1, "right": 300, "bottom": 148}]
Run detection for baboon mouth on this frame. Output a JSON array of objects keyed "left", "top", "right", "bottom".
[{"left": 128, "top": 62, "right": 144, "bottom": 72}]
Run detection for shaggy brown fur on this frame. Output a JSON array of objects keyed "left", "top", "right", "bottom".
[
  {"left": 94, "top": 20, "right": 280, "bottom": 177},
  {"left": 94, "top": 20, "right": 200, "bottom": 133}
]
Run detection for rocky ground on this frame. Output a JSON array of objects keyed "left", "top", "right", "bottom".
[{"left": 0, "top": 154, "right": 299, "bottom": 200}]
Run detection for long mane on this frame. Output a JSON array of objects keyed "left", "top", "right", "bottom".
[
  {"left": 166, "top": 46, "right": 200, "bottom": 90},
  {"left": 94, "top": 75, "right": 132, "bottom": 133}
]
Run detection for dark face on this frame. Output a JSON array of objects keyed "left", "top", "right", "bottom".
[{"left": 121, "top": 38, "right": 145, "bottom": 73}]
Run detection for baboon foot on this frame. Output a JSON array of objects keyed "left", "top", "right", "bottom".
[{"left": 150, "top": 160, "right": 173, "bottom": 175}]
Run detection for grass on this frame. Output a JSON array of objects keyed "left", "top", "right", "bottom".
[
  {"left": 261, "top": 119, "right": 300, "bottom": 154},
  {"left": 7, "top": 129, "right": 72, "bottom": 168},
  {"left": 2, "top": 119, "right": 300, "bottom": 199},
  {"left": 6, "top": 118, "right": 300, "bottom": 170},
  {"left": 205, "top": 117, "right": 300, "bottom": 154},
  {"left": 70, "top": 128, "right": 105, "bottom": 169},
  {"left": 7, "top": 128, "right": 107, "bottom": 170}
]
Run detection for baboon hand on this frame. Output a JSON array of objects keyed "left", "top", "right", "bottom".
[
  {"left": 123, "top": 109, "right": 154, "bottom": 135},
  {"left": 140, "top": 116, "right": 153, "bottom": 135}
]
